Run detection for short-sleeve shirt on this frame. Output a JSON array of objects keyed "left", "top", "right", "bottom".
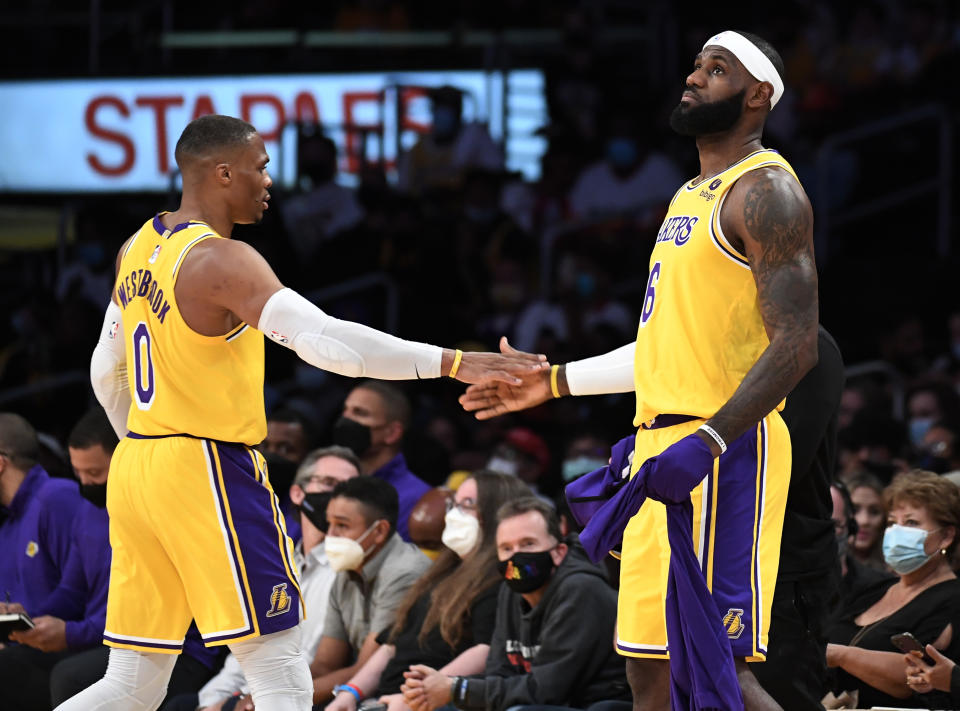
[{"left": 322, "top": 533, "right": 430, "bottom": 655}]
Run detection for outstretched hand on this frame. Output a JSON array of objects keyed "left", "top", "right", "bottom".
[
  {"left": 452, "top": 337, "right": 548, "bottom": 386},
  {"left": 458, "top": 338, "right": 553, "bottom": 418}
]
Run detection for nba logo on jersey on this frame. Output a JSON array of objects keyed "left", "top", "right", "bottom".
[
  {"left": 148, "top": 245, "right": 162, "bottom": 264},
  {"left": 722, "top": 608, "right": 745, "bottom": 639},
  {"left": 266, "top": 583, "right": 292, "bottom": 617},
  {"left": 108, "top": 321, "right": 120, "bottom": 340},
  {"left": 269, "top": 330, "right": 289, "bottom": 345}
]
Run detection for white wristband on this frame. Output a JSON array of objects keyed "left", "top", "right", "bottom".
[{"left": 698, "top": 424, "right": 727, "bottom": 454}]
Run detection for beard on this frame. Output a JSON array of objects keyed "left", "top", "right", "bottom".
[{"left": 669, "top": 89, "right": 746, "bottom": 136}]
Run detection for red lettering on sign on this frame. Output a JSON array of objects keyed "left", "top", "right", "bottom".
[
  {"left": 342, "top": 91, "right": 382, "bottom": 173},
  {"left": 293, "top": 92, "right": 320, "bottom": 124},
  {"left": 399, "top": 87, "right": 430, "bottom": 134},
  {"left": 85, "top": 96, "right": 135, "bottom": 177},
  {"left": 134, "top": 96, "right": 184, "bottom": 174},
  {"left": 191, "top": 95, "right": 217, "bottom": 120},
  {"left": 240, "top": 94, "right": 285, "bottom": 141}
]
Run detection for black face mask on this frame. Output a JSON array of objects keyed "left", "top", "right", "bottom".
[
  {"left": 300, "top": 491, "right": 332, "bottom": 533},
  {"left": 262, "top": 452, "right": 297, "bottom": 494},
  {"left": 332, "top": 417, "right": 372, "bottom": 458},
  {"left": 80, "top": 482, "right": 108, "bottom": 508},
  {"left": 497, "top": 550, "right": 557, "bottom": 594}
]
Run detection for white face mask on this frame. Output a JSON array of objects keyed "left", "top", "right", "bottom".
[
  {"left": 325, "top": 520, "right": 381, "bottom": 572},
  {"left": 442, "top": 506, "right": 481, "bottom": 558}
]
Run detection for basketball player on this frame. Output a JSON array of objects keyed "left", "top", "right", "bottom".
[
  {"left": 56, "top": 115, "right": 546, "bottom": 711},
  {"left": 460, "top": 31, "right": 818, "bottom": 710}
]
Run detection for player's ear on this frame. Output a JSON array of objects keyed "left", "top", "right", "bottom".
[
  {"left": 215, "top": 162, "right": 231, "bottom": 185},
  {"left": 747, "top": 81, "right": 774, "bottom": 110}
]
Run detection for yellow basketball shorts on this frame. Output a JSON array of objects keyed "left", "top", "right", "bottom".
[
  {"left": 616, "top": 412, "right": 790, "bottom": 662},
  {"left": 103, "top": 434, "right": 302, "bottom": 654}
]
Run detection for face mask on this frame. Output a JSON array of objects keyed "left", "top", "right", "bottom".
[
  {"left": 918, "top": 454, "right": 951, "bottom": 474},
  {"left": 432, "top": 106, "right": 459, "bottom": 138},
  {"left": 909, "top": 418, "right": 935, "bottom": 449},
  {"left": 263, "top": 452, "right": 296, "bottom": 493},
  {"left": 882, "top": 524, "right": 940, "bottom": 575},
  {"left": 300, "top": 492, "right": 332, "bottom": 533},
  {"left": 605, "top": 137, "right": 638, "bottom": 169},
  {"left": 497, "top": 549, "right": 557, "bottom": 593},
  {"left": 325, "top": 520, "right": 381, "bottom": 572},
  {"left": 80, "top": 482, "right": 108, "bottom": 508},
  {"left": 442, "top": 507, "right": 481, "bottom": 558},
  {"left": 332, "top": 417, "right": 372, "bottom": 458},
  {"left": 575, "top": 273, "right": 596, "bottom": 299},
  {"left": 562, "top": 456, "right": 608, "bottom": 483}
]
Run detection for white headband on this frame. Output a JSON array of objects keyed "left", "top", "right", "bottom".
[{"left": 702, "top": 31, "right": 784, "bottom": 109}]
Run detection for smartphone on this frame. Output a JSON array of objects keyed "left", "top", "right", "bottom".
[{"left": 890, "top": 632, "right": 934, "bottom": 664}]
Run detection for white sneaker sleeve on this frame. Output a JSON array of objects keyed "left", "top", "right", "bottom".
[
  {"left": 257, "top": 288, "right": 443, "bottom": 380},
  {"left": 89, "top": 301, "right": 131, "bottom": 439},
  {"left": 564, "top": 342, "right": 635, "bottom": 396}
]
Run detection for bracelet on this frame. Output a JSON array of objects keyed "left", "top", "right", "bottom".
[
  {"left": 333, "top": 683, "right": 363, "bottom": 703},
  {"left": 550, "top": 364, "right": 561, "bottom": 398},
  {"left": 448, "top": 349, "right": 464, "bottom": 379},
  {"left": 450, "top": 676, "right": 461, "bottom": 704},
  {"left": 698, "top": 424, "right": 727, "bottom": 454}
]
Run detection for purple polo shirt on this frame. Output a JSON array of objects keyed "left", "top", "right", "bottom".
[
  {"left": 371, "top": 453, "right": 430, "bottom": 542},
  {"left": 0, "top": 466, "right": 81, "bottom": 612},
  {"left": 34, "top": 498, "right": 111, "bottom": 649}
]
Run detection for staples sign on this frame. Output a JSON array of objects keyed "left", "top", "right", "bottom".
[{"left": 0, "top": 70, "right": 544, "bottom": 192}]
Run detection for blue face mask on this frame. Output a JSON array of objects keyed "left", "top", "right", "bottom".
[
  {"left": 909, "top": 417, "right": 935, "bottom": 448},
  {"left": 605, "top": 137, "right": 638, "bottom": 169},
  {"left": 882, "top": 524, "right": 939, "bottom": 574},
  {"left": 562, "top": 456, "right": 608, "bottom": 482}
]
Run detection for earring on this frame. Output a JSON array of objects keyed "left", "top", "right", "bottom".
[{"left": 941, "top": 549, "right": 948, "bottom": 555}]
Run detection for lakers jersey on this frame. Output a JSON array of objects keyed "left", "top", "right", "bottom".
[
  {"left": 633, "top": 149, "right": 800, "bottom": 426},
  {"left": 114, "top": 214, "right": 266, "bottom": 445}
]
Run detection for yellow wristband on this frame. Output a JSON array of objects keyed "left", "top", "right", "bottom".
[
  {"left": 448, "top": 349, "right": 463, "bottom": 379},
  {"left": 550, "top": 364, "right": 561, "bottom": 398}
]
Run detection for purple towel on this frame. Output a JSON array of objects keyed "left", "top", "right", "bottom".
[
  {"left": 569, "top": 432, "right": 744, "bottom": 711},
  {"left": 564, "top": 434, "right": 635, "bottom": 530}
]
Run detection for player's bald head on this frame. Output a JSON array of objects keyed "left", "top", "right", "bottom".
[{"left": 174, "top": 114, "right": 258, "bottom": 174}]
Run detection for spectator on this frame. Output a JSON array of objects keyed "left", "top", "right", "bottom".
[
  {"left": 309, "top": 476, "right": 431, "bottom": 705},
  {"left": 917, "top": 420, "right": 960, "bottom": 476},
  {"left": 327, "top": 471, "right": 531, "bottom": 711},
  {"left": 567, "top": 107, "right": 684, "bottom": 224},
  {"left": 172, "top": 446, "right": 363, "bottom": 711},
  {"left": 560, "top": 433, "right": 610, "bottom": 484},
  {"left": 485, "top": 427, "right": 552, "bottom": 496},
  {"left": 826, "top": 471, "right": 960, "bottom": 709},
  {"left": 0, "top": 412, "right": 82, "bottom": 615},
  {"left": 263, "top": 406, "right": 316, "bottom": 466},
  {"left": 905, "top": 381, "right": 960, "bottom": 453},
  {"left": 333, "top": 381, "right": 431, "bottom": 542},
  {"left": 838, "top": 411, "right": 906, "bottom": 483},
  {"left": 848, "top": 472, "right": 888, "bottom": 572},
  {"left": 280, "top": 129, "right": 365, "bottom": 262},
  {"left": 401, "top": 497, "right": 630, "bottom": 711},
  {"left": 397, "top": 85, "right": 503, "bottom": 197}
]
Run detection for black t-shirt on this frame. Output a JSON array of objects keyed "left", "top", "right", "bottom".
[
  {"left": 375, "top": 583, "right": 500, "bottom": 696},
  {"left": 777, "top": 326, "right": 846, "bottom": 581},
  {"left": 828, "top": 577, "right": 960, "bottom": 709}
]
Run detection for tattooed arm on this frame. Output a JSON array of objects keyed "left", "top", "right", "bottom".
[{"left": 696, "top": 166, "right": 819, "bottom": 455}]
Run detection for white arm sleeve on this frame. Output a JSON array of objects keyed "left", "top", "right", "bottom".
[
  {"left": 564, "top": 342, "right": 635, "bottom": 396},
  {"left": 89, "top": 301, "right": 131, "bottom": 439},
  {"left": 257, "top": 287, "right": 443, "bottom": 380}
]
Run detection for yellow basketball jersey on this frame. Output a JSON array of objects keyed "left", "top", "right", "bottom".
[
  {"left": 633, "top": 149, "right": 800, "bottom": 426},
  {"left": 114, "top": 215, "right": 266, "bottom": 445}
]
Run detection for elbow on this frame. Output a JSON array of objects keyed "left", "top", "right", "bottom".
[{"left": 799, "top": 328, "right": 818, "bottom": 376}]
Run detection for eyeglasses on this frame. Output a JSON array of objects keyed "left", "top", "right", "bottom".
[{"left": 446, "top": 497, "right": 478, "bottom": 514}]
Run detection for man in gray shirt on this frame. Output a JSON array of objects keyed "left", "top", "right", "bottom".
[{"left": 309, "top": 476, "right": 431, "bottom": 706}]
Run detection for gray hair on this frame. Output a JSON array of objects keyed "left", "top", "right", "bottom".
[{"left": 295, "top": 445, "right": 361, "bottom": 486}]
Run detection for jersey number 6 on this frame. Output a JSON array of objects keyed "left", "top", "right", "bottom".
[{"left": 640, "top": 261, "right": 661, "bottom": 327}]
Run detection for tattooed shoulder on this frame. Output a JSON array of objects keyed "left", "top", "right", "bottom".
[{"left": 738, "top": 167, "right": 814, "bottom": 266}]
